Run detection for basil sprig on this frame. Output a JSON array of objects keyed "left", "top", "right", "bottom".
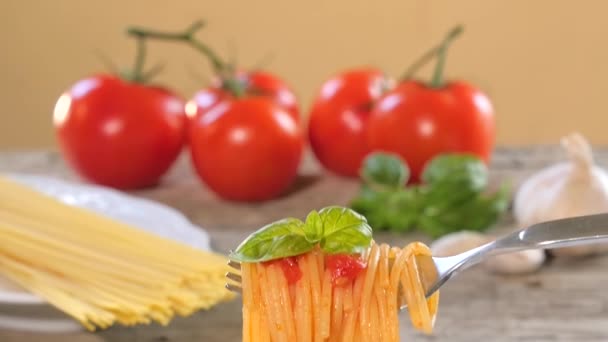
[
  {"left": 229, "top": 206, "right": 373, "bottom": 262},
  {"left": 350, "top": 152, "right": 509, "bottom": 238}
]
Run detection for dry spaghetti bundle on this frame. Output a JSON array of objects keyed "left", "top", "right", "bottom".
[
  {"left": 240, "top": 242, "right": 439, "bottom": 342},
  {"left": 0, "top": 176, "right": 235, "bottom": 331}
]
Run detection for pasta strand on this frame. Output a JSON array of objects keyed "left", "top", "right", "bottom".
[{"left": 240, "top": 241, "right": 440, "bottom": 341}]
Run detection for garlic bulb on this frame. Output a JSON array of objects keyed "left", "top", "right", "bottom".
[
  {"left": 430, "top": 231, "right": 546, "bottom": 274},
  {"left": 483, "top": 249, "right": 545, "bottom": 275},
  {"left": 513, "top": 132, "right": 608, "bottom": 257}
]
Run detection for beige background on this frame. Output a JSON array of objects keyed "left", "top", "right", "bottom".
[{"left": 1, "top": 0, "right": 608, "bottom": 149}]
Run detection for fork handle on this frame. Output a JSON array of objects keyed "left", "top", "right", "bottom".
[
  {"left": 493, "top": 212, "right": 608, "bottom": 252},
  {"left": 426, "top": 213, "right": 608, "bottom": 297}
]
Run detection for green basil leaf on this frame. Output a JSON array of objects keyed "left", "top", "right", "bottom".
[
  {"left": 417, "top": 214, "right": 453, "bottom": 238},
  {"left": 350, "top": 189, "right": 391, "bottom": 230},
  {"left": 317, "top": 206, "right": 373, "bottom": 254},
  {"left": 229, "top": 218, "right": 312, "bottom": 262},
  {"left": 350, "top": 188, "right": 419, "bottom": 232},
  {"left": 382, "top": 189, "right": 419, "bottom": 232},
  {"left": 231, "top": 206, "right": 374, "bottom": 262},
  {"left": 361, "top": 152, "right": 409, "bottom": 189},
  {"left": 350, "top": 186, "right": 384, "bottom": 214},
  {"left": 304, "top": 210, "right": 324, "bottom": 243},
  {"left": 418, "top": 181, "right": 478, "bottom": 213},
  {"left": 421, "top": 153, "right": 487, "bottom": 191},
  {"left": 349, "top": 186, "right": 381, "bottom": 213},
  {"left": 418, "top": 183, "right": 511, "bottom": 237}
]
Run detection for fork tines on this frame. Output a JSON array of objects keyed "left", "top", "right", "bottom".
[
  {"left": 228, "top": 260, "right": 241, "bottom": 271},
  {"left": 225, "top": 255, "right": 242, "bottom": 293},
  {"left": 226, "top": 271, "right": 242, "bottom": 283}
]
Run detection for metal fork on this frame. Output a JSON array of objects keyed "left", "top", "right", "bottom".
[
  {"left": 225, "top": 260, "right": 242, "bottom": 293},
  {"left": 226, "top": 213, "right": 608, "bottom": 299}
]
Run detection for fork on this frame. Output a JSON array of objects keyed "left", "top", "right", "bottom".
[{"left": 226, "top": 212, "right": 608, "bottom": 300}]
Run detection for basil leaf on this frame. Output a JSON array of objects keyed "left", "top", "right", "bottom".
[
  {"left": 231, "top": 206, "right": 374, "bottom": 262},
  {"left": 418, "top": 181, "right": 478, "bottom": 213},
  {"left": 304, "top": 210, "right": 324, "bottom": 243},
  {"left": 419, "top": 183, "right": 511, "bottom": 237},
  {"left": 317, "top": 206, "right": 373, "bottom": 255},
  {"left": 421, "top": 153, "right": 487, "bottom": 191},
  {"left": 229, "top": 218, "right": 312, "bottom": 262},
  {"left": 382, "top": 189, "right": 419, "bottom": 232},
  {"left": 416, "top": 154, "right": 487, "bottom": 216},
  {"left": 361, "top": 152, "right": 409, "bottom": 189},
  {"left": 351, "top": 188, "right": 418, "bottom": 232}
]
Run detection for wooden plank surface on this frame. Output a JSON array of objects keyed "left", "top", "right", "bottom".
[{"left": 1, "top": 147, "right": 608, "bottom": 341}]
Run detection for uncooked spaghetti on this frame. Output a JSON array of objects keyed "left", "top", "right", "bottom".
[{"left": 0, "top": 176, "right": 235, "bottom": 331}]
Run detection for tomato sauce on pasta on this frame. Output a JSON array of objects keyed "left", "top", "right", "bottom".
[{"left": 240, "top": 241, "right": 439, "bottom": 341}]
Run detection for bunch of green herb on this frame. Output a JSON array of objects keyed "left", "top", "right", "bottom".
[{"left": 350, "top": 152, "right": 509, "bottom": 238}]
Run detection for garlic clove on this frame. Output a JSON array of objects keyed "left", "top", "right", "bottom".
[
  {"left": 430, "top": 230, "right": 548, "bottom": 275},
  {"left": 483, "top": 249, "right": 546, "bottom": 275},
  {"left": 430, "top": 231, "right": 491, "bottom": 257}
]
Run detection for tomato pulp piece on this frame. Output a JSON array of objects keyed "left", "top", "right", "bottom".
[
  {"left": 263, "top": 257, "right": 302, "bottom": 285},
  {"left": 325, "top": 254, "right": 367, "bottom": 285}
]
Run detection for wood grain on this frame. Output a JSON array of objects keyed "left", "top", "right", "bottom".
[{"left": 1, "top": 147, "right": 608, "bottom": 341}]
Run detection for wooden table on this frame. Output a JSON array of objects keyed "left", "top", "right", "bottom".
[{"left": 1, "top": 147, "right": 608, "bottom": 341}]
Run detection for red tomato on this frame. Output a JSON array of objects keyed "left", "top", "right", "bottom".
[
  {"left": 325, "top": 254, "right": 366, "bottom": 285},
  {"left": 53, "top": 75, "right": 187, "bottom": 189},
  {"left": 367, "top": 80, "right": 495, "bottom": 183},
  {"left": 188, "top": 95, "right": 304, "bottom": 201},
  {"left": 308, "top": 68, "right": 393, "bottom": 177},
  {"left": 263, "top": 256, "right": 302, "bottom": 285},
  {"left": 187, "top": 70, "right": 299, "bottom": 122},
  {"left": 242, "top": 71, "right": 300, "bottom": 121}
]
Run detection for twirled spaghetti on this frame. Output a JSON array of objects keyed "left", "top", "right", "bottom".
[{"left": 240, "top": 241, "right": 439, "bottom": 341}]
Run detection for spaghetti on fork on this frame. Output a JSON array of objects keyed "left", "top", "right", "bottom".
[{"left": 228, "top": 206, "right": 440, "bottom": 341}]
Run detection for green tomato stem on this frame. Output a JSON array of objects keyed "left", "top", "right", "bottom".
[
  {"left": 128, "top": 20, "right": 224, "bottom": 73},
  {"left": 126, "top": 20, "right": 246, "bottom": 97},
  {"left": 430, "top": 25, "right": 464, "bottom": 88},
  {"left": 94, "top": 50, "right": 120, "bottom": 75},
  {"left": 186, "top": 38, "right": 227, "bottom": 75},
  {"left": 127, "top": 20, "right": 205, "bottom": 40},
  {"left": 131, "top": 36, "right": 147, "bottom": 83},
  {"left": 400, "top": 45, "right": 440, "bottom": 81},
  {"left": 140, "top": 62, "right": 165, "bottom": 83},
  {"left": 400, "top": 25, "right": 463, "bottom": 82}
]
